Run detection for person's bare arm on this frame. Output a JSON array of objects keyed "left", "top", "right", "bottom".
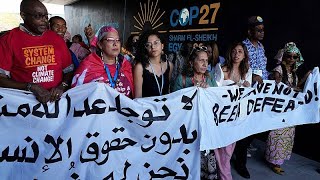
[
  {"left": 252, "top": 74, "right": 263, "bottom": 84},
  {"left": 133, "top": 63, "right": 143, "bottom": 98},
  {"left": 273, "top": 71, "right": 282, "bottom": 84},
  {"left": 0, "top": 74, "right": 51, "bottom": 103},
  {"left": 297, "top": 70, "right": 311, "bottom": 88},
  {"left": 84, "top": 24, "right": 95, "bottom": 46}
]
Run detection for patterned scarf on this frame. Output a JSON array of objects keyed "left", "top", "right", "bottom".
[{"left": 274, "top": 42, "right": 304, "bottom": 69}]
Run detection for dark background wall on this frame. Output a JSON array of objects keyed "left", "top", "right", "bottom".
[
  {"left": 220, "top": 0, "right": 319, "bottom": 69},
  {"left": 65, "top": 0, "right": 126, "bottom": 42},
  {"left": 65, "top": 0, "right": 320, "bottom": 162}
]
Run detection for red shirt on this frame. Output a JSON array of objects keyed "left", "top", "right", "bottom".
[
  {"left": 72, "top": 53, "right": 134, "bottom": 98},
  {"left": 0, "top": 28, "right": 72, "bottom": 90}
]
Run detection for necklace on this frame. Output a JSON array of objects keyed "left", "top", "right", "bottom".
[
  {"left": 149, "top": 60, "right": 164, "bottom": 95},
  {"left": 192, "top": 74, "right": 205, "bottom": 86}
]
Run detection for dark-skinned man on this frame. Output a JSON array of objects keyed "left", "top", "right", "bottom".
[{"left": 0, "top": 0, "right": 74, "bottom": 103}]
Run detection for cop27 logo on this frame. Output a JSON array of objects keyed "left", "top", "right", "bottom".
[
  {"left": 132, "top": 0, "right": 166, "bottom": 34},
  {"left": 170, "top": 2, "right": 220, "bottom": 27}
]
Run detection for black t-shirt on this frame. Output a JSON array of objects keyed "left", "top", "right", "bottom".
[{"left": 142, "top": 61, "right": 170, "bottom": 97}]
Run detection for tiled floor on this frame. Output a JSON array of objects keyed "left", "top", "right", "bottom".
[{"left": 231, "top": 140, "right": 320, "bottom": 180}]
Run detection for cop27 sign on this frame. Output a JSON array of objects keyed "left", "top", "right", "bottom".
[
  {"left": 130, "top": 0, "right": 221, "bottom": 52},
  {"left": 168, "top": 0, "right": 221, "bottom": 52},
  {"left": 0, "top": 68, "right": 319, "bottom": 179}
]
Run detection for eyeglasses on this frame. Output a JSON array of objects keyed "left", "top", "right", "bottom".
[
  {"left": 284, "top": 54, "right": 299, "bottom": 59},
  {"left": 145, "top": 40, "right": 161, "bottom": 49},
  {"left": 24, "top": 12, "right": 50, "bottom": 20},
  {"left": 190, "top": 46, "right": 208, "bottom": 55},
  {"left": 103, "top": 37, "right": 121, "bottom": 44}
]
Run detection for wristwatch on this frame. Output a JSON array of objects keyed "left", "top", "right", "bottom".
[{"left": 26, "top": 83, "right": 33, "bottom": 92}]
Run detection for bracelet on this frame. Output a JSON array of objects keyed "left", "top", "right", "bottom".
[{"left": 26, "top": 83, "right": 33, "bottom": 92}]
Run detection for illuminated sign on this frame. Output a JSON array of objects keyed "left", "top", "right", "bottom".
[{"left": 131, "top": 0, "right": 221, "bottom": 52}]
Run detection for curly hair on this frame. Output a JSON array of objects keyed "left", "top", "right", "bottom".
[
  {"left": 224, "top": 42, "right": 250, "bottom": 79},
  {"left": 124, "top": 34, "right": 139, "bottom": 53},
  {"left": 135, "top": 30, "right": 167, "bottom": 67}
]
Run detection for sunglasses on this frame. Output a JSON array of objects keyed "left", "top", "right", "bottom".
[
  {"left": 190, "top": 46, "right": 208, "bottom": 55},
  {"left": 24, "top": 12, "right": 50, "bottom": 20},
  {"left": 284, "top": 54, "right": 299, "bottom": 59}
]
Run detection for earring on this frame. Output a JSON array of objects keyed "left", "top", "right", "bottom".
[
  {"left": 164, "top": 54, "right": 168, "bottom": 60},
  {"left": 101, "top": 51, "right": 104, "bottom": 61},
  {"left": 161, "top": 50, "right": 164, "bottom": 55}
]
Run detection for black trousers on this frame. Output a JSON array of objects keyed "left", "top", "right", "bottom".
[{"left": 234, "top": 134, "right": 255, "bottom": 167}]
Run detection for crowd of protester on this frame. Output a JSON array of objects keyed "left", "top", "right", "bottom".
[{"left": 0, "top": 0, "right": 319, "bottom": 179}]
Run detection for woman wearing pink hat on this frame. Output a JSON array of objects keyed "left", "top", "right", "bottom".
[{"left": 71, "top": 25, "right": 134, "bottom": 98}]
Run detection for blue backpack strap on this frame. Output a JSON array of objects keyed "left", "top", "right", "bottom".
[{"left": 69, "top": 50, "right": 79, "bottom": 69}]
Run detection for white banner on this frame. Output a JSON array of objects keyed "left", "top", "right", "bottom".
[
  {"left": 0, "top": 68, "right": 319, "bottom": 179},
  {"left": 200, "top": 67, "right": 320, "bottom": 150},
  {"left": 0, "top": 83, "right": 200, "bottom": 179}
]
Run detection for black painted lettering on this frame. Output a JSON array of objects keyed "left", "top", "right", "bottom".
[
  {"left": 253, "top": 98, "right": 263, "bottom": 112},
  {"left": 219, "top": 105, "right": 231, "bottom": 123},
  {"left": 283, "top": 87, "right": 292, "bottom": 95},
  {"left": 247, "top": 99, "right": 254, "bottom": 115},
  {"left": 256, "top": 83, "right": 264, "bottom": 93},
  {"left": 284, "top": 100, "right": 295, "bottom": 112},
  {"left": 212, "top": 103, "right": 219, "bottom": 126},
  {"left": 263, "top": 83, "right": 272, "bottom": 94},
  {"left": 227, "top": 104, "right": 238, "bottom": 122},
  {"left": 239, "top": 88, "right": 245, "bottom": 100},
  {"left": 261, "top": 97, "right": 275, "bottom": 111},
  {"left": 227, "top": 89, "right": 238, "bottom": 102},
  {"left": 272, "top": 84, "right": 285, "bottom": 95},
  {"left": 304, "top": 90, "right": 313, "bottom": 104},
  {"left": 271, "top": 98, "right": 285, "bottom": 113}
]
